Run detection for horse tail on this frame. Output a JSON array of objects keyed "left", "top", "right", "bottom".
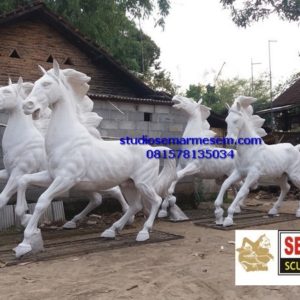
[{"left": 154, "top": 147, "right": 177, "bottom": 196}]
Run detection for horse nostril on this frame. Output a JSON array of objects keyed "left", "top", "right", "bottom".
[{"left": 23, "top": 101, "right": 34, "bottom": 110}]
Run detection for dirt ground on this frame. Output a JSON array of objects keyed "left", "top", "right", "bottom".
[{"left": 1, "top": 195, "right": 300, "bottom": 300}]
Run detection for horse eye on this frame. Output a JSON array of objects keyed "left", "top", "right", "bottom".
[
  {"left": 3, "top": 89, "right": 12, "bottom": 94},
  {"left": 42, "top": 82, "right": 51, "bottom": 87}
]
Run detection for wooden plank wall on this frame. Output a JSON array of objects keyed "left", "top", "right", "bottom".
[{"left": 0, "top": 18, "right": 139, "bottom": 97}]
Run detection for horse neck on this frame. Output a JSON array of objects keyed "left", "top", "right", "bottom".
[
  {"left": 2, "top": 102, "right": 40, "bottom": 156},
  {"left": 47, "top": 93, "right": 87, "bottom": 141},
  {"left": 182, "top": 113, "right": 207, "bottom": 138},
  {"left": 4, "top": 104, "right": 35, "bottom": 141},
  {"left": 236, "top": 120, "right": 265, "bottom": 153}
]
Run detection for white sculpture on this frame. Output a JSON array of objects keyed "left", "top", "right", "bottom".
[
  {"left": 0, "top": 78, "right": 46, "bottom": 221},
  {"left": 158, "top": 95, "right": 240, "bottom": 221},
  {"left": 0, "top": 78, "right": 131, "bottom": 229},
  {"left": 215, "top": 96, "right": 300, "bottom": 227},
  {"left": 14, "top": 60, "right": 176, "bottom": 257}
]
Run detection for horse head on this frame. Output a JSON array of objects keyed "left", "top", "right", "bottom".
[
  {"left": 23, "top": 60, "right": 90, "bottom": 120},
  {"left": 225, "top": 96, "right": 257, "bottom": 141},
  {"left": 172, "top": 95, "right": 211, "bottom": 122},
  {"left": 0, "top": 77, "right": 33, "bottom": 112}
]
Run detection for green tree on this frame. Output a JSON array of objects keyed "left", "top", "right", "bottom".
[
  {"left": 185, "top": 84, "right": 203, "bottom": 101},
  {"left": 185, "top": 74, "right": 270, "bottom": 113},
  {"left": 220, "top": 0, "right": 300, "bottom": 27},
  {"left": 0, "top": 0, "right": 170, "bottom": 74},
  {"left": 142, "top": 68, "right": 178, "bottom": 94}
]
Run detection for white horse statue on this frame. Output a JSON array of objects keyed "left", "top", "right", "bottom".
[
  {"left": 14, "top": 60, "right": 176, "bottom": 257},
  {"left": 158, "top": 95, "right": 241, "bottom": 221},
  {"left": 215, "top": 96, "right": 300, "bottom": 227},
  {"left": 0, "top": 78, "right": 46, "bottom": 216},
  {"left": 0, "top": 78, "right": 131, "bottom": 229}
]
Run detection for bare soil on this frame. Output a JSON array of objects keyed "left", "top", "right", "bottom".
[{"left": 0, "top": 194, "right": 300, "bottom": 300}]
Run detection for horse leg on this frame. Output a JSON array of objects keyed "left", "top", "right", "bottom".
[
  {"left": 214, "top": 170, "right": 242, "bottom": 225},
  {"left": 14, "top": 176, "right": 76, "bottom": 258},
  {"left": 233, "top": 181, "right": 245, "bottom": 213},
  {"left": 285, "top": 173, "right": 300, "bottom": 217},
  {"left": 223, "top": 173, "right": 259, "bottom": 227},
  {"left": 103, "top": 186, "right": 134, "bottom": 225},
  {"left": 158, "top": 179, "right": 177, "bottom": 218},
  {"left": 268, "top": 174, "right": 290, "bottom": 216},
  {"left": 158, "top": 162, "right": 198, "bottom": 218},
  {"left": 63, "top": 192, "right": 103, "bottom": 229},
  {"left": 101, "top": 183, "right": 142, "bottom": 239},
  {"left": 135, "top": 182, "right": 162, "bottom": 242},
  {"left": 0, "top": 173, "right": 18, "bottom": 209},
  {"left": 16, "top": 171, "right": 52, "bottom": 227}
]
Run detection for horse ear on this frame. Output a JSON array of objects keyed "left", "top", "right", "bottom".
[
  {"left": 198, "top": 98, "right": 203, "bottom": 104},
  {"left": 236, "top": 101, "right": 241, "bottom": 111},
  {"left": 8, "top": 77, "right": 12, "bottom": 85},
  {"left": 53, "top": 59, "right": 60, "bottom": 77},
  {"left": 237, "top": 96, "right": 256, "bottom": 109},
  {"left": 16, "top": 77, "right": 23, "bottom": 93},
  {"left": 225, "top": 103, "right": 230, "bottom": 110},
  {"left": 38, "top": 65, "right": 47, "bottom": 75},
  {"left": 197, "top": 103, "right": 211, "bottom": 120}
]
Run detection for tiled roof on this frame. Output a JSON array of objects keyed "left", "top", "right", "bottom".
[
  {"left": 272, "top": 78, "right": 300, "bottom": 107},
  {"left": 0, "top": 1, "right": 169, "bottom": 101}
]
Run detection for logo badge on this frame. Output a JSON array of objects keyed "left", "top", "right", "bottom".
[{"left": 237, "top": 234, "right": 273, "bottom": 272}]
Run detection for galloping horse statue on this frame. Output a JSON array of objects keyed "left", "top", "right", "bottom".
[
  {"left": 0, "top": 77, "right": 131, "bottom": 229},
  {"left": 0, "top": 78, "right": 46, "bottom": 226},
  {"left": 215, "top": 96, "right": 300, "bottom": 227},
  {"left": 14, "top": 60, "right": 176, "bottom": 257},
  {"left": 158, "top": 95, "right": 241, "bottom": 222}
]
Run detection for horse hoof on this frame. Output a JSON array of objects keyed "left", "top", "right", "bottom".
[
  {"left": 296, "top": 210, "right": 300, "bottom": 218},
  {"left": 223, "top": 217, "right": 234, "bottom": 227},
  {"left": 13, "top": 243, "right": 32, "bottom": 258},
  {"left": 268, "top": 208, "right": 278, "bottom": 216},
  {"left": 215, "top": 217, "right": 224, "bottom": 226},
  {"left": 136, "top": 230, "right": 150, "bottom": 242},
  {"left": 28, "top": 230, "right": 44, "bottom": 253},
  {"left": 62, "top": 220, "right": 77, "bottom": 229},
  {"left": 158, "top": 209, "right": 168, "bottom": 218},
  {"left": 100, "top": 229, "right": 116, "bottom": 239}
]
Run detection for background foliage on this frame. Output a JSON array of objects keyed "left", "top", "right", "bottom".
[{"left": 0, "top": 0, "right": 177, "bottom": 93}]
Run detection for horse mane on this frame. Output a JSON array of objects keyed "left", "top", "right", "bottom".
[
  {"left": 61, "top": 68, "right": 102, "bottom": 139},
  {"left": 232, "top": 96, "right": 267, "bottom": 138},
  {"left": 196, "top": 105, "right": 216, "bottom": 137},
  {"left": 35, "top": 68, "right": 103, "bottom": 139}
]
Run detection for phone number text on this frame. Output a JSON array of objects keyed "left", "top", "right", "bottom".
[{"left": 146, "top": 149, "right": 234, "bottom": 159}]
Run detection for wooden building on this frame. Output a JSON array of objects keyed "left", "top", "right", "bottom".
[{"left": 258, "top": 78, "right": 300, "bottom": 145}]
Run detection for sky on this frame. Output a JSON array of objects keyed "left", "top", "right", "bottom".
[{"left": 141, "top": 0, "right": 300, "bottom": 92}]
